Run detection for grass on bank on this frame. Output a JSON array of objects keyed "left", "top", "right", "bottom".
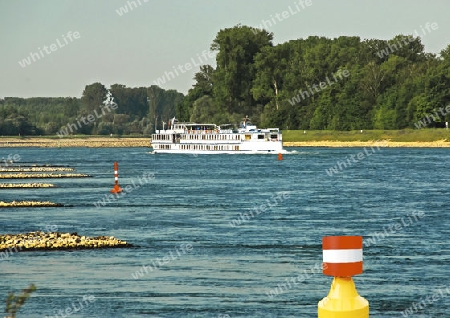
[{"left": 282, "top": 129, "right": 450, "bottom": 142}]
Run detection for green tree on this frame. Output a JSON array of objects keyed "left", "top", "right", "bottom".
[
  {"left": 178, "top": 65, "right": 215, "bottom": 121},
  {"left": 81, "top": 82, "right": 107, "bottom": 113},
  {"left": 211, "top": 25, "right": 273, "bottom": 115}
]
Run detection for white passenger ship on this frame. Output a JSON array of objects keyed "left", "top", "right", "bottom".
[{"left": 151, "top": 117, "right": 284, "bottom": 154}]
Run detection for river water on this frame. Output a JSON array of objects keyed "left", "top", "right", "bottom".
[{"left": 0, "top": 147, "right": 449, "bottom": 317}]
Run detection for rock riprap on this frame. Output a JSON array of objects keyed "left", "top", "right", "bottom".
[
  {"left": 0, "top": 183, "right": 56, "bottom": 188},
  {"left": 0, "top": 173, "right": 91, "bottom": 179},
  {"left": 0, "top": 231, "right": 132, "bottom": 251},
  {"left": 0, "top": 167, "right": 74, "bottom": 172},
  {"left": 0, "top": 201, "right": 63, "bottom": 208}
]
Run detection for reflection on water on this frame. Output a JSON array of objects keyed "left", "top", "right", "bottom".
[{"left": 0, "top": 147, "right": 449, "bottom": 317}]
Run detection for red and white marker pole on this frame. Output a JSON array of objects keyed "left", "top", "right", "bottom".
[
  {"left": 110, "top": 162, "right": 123, "bottom": 194},
  {"left": 318, "top": 236, "right": 369, "bottom": 317}
]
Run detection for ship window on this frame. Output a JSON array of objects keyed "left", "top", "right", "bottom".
[
  {"left": 258, "top": 135, "right": 264, "bottom": 139},
  {"left": 245, "top": 135, "right": 251, "bottom": 140}
]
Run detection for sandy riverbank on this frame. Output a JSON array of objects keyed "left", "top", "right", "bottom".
[
  {"left": 2, "top": 137, "right": 450, "bottom": 148},
  {"left": 0, "top": 137, "right": 150, "bottom": 148},
  {"left": 283, "top": 140, "right": 450, "bottom": 147}
]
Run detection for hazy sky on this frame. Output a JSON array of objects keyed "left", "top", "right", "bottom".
[{"left": 1, "top": 0, "right": 449, "bottom": 98}]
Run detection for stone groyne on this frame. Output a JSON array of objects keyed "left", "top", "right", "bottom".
[
  {"left": 0, "top": 183, "right": 56, "bottom": 188},
  {"left": 0, "top": 173, "right": 91, "bottom": 179},
  {"left": 0, "top": 231, "right": 132, "bottom": 252},
  {"left": 0, "top": 167, "right": 74, "bottom": 172},
  {"left": 0, "top": 201, "right": 63, "bottom": 208}
]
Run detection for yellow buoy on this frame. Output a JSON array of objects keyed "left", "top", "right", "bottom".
[{"left": 318, "top": 236, "right": 369, "bottom": 318}]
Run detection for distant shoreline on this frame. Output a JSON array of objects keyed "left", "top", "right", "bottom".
[{"left": 1, "top": 137, "right": 450, "bottom": 148}]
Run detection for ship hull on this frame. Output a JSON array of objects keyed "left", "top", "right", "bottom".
[{"left": 151, "top": 118, "right": 284, "bottom": 154}]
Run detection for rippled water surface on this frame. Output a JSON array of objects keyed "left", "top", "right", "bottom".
[{"left": 0, "top": 147, "right": 449, "bottom": 317}]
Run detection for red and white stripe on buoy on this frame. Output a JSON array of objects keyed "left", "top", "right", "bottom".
[
  {"left": 114, "top": 163, "right": 118, "bottom": 181},
  {"left": 322, "top": 236, "right": 363, "bottom": 277},
  {"left": 110, "top": 161, "right": 123, "bottom": 194}
]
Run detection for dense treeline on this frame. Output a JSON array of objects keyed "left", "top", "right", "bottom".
[
  {"left": 0, "top": 84, "right": 183, "bottom": 136},
  {"left": 180, "top": 25, "right": 450, "bottom": 130},
  {"left": 2, "top": 25, "right": 449, "bottom": 136}
]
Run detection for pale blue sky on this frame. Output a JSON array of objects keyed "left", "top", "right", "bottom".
[{"left": 1, "top": 0, "right": 449, "bottom": 98}]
